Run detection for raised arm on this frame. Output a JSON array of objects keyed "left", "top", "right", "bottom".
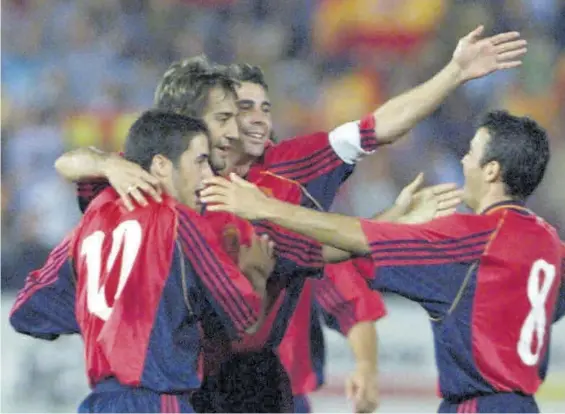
[{"left": 373, "top": 26, "right": 526, "bottom": 143}]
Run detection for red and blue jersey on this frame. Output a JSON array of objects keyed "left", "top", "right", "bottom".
[
  {"left": 251, "top": 114, "right": 379, "bottom": 210},
  {"left": 10, "top": 234, "right": 80, "bottom": 340},
  {"left": 355, "top": 201, "right": 564, "bottom": 401},
  {"left": 278, "top": 261, "right": 386, "bottom": 396},
  {"left": 14, "top": 188, "right": 271, "bottom": 394}
]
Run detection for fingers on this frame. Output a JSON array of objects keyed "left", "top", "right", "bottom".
[
  {"left": 128, "top": 187, "right": 149, "bottom": 207},
  {"left": 200, "top": 194, "right": 227, "bottom": 205},
  {"left": 135, "top": 180, "right": 163, "bottom": 203},
  {"left": 200, "top": 184, "right": 229, "bottom": 198},
  {"left": 494, "top": 39, "right": 527, "bottom": 54},
  {"left": 465, "top": 25, "right": 484, "bottom": 41},
  {"left": 496, "top": 48, "right": 527, "bottom": 63},
  {"left": 497, "top": 61, "right": 523, "bottom": 70},
  {"left": 405, "top": 172, "right": 425, "bottom": 192},
  {"left": 229, "top": 172, "right": 256, "bottom": 188},
  {"left": 429, "top": 182, "right": 458, "bottom": 195},
  {"left": 117, "top": 190, "right": 135, "bottom": 212},
  {"left": 435, "top": 207, "right": 457, "bottom": 218},
  {"left": 202, "top": 176, "right": 232, "bottom": 188},
  {"left": 437, "top": 195, "right": 463, "bottom": 211},
  {"left": 488, "top": 31, "right": 521, "bottom": 46}
]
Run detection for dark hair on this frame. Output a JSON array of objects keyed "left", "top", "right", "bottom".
[
  {"left": 123, "top": 110, "right": 209, "bottom": 171},
  {"left": 479, "top": 110, "right": 549, "bottom": 200},
  {"left": 226, "top": 63, "right": 268, "bottom": 91},
  {"left": 154, "top": 55, "right": 239, "bottom": 118}
]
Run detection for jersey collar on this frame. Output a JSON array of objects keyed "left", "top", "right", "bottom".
[{"left": 481, "top": 199, "right": 531, "bottom": 216}]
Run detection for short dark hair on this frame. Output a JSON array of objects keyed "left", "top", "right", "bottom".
[
  {"left": 154, "top": 55, "right": 239, "bottom": 118},
  {"left": 479, "top": 110, "right": 549, "bottom": 200},
  {"left": 226, "top": 63, "right": 268, "bottom": 91},
  {"left": 123, "top": 110, "right": 208, "bottom": 171}
]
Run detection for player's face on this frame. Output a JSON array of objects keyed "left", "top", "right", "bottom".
[
  {"left": 233, "top": 81, "right": 272, "bottom": 159},
  {"left": 171, "top": 133, "right": 214, "bottom": 210},
  {"left": 201, "top": 86, "right": 239, "bottom": 172},
  {"left": 461, "top": 128, "right": 491, "bottom": 211}
]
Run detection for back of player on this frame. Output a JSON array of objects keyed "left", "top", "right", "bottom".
[
  {"left": 72, "top": 190, "right": 197, "bottom": 412},
  {"left": 436, "top": 210, "right": 562, "bottom": 412}
]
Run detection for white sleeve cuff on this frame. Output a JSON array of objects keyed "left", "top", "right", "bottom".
[{"left": 328, "top": 121, "right": 376, "bottom": 165}]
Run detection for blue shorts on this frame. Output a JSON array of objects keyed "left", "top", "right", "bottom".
[
  {"left": 78, "top": 378, "right": 194, "bottom": 413},
  {"left": 293, "top": 394, "right": 312, "bottom": 413},
  {"left": 438, "top": 392, "right": 539, "bottom": 413}
]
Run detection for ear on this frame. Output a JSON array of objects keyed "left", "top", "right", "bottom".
[
  {"left": 483, "top": 160, "right": 501, "bottom": 183},
  {"left": 150, "top": 154, "right": 172, "bottom": 178}
]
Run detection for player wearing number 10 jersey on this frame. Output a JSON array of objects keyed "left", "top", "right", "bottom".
[
  {"left": 200, "top": 110, "right": 565, "bottom": 413},
  {"left": 12, "top": 111, "right": 291, "bottom": 413}
]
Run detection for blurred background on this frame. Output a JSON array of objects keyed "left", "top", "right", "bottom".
[{"left": 1, "top": 0, "right": 564, "bottom": 412}]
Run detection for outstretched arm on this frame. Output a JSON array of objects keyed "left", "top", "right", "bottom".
[
  {"left": 202, "top": 173, "right": 462, "bottom": 257},
  {"left": 373, "top": 26, "right": 526, "bottom": 143}
]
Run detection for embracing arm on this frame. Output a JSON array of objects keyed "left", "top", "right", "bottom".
[{"left": 54, "top": 147, "right": 114, "bottom": 181}]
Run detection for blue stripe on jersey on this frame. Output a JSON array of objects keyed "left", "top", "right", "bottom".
[{"left": 177, "top": 209, "right": 256, "bottom": 332}]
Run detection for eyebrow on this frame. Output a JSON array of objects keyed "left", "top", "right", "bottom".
[{"left": 237, "top": 99, "right": 271, "bottom": 108}]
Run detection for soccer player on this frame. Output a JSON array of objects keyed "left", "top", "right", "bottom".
[
  {"left": 224, "top": 62, "right": 384, "bottom": 413},
  {"left": 12, "top": 110, "right": 287, "bottom": 412},
  {"left": 200, "top": 110, "right": 565, "bottom": 413}
]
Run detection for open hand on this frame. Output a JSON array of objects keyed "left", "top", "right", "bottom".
[
  {"left": 395, "top": 173, "right": 462, "bottom": 224},
  {"left": 200, "top": 173, "right": 272, "bottom": 220},
  {"left": 452, "top": 25, "right": 527, "bottom": 82}
]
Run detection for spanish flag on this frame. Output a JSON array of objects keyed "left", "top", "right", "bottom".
[{"left": 313, "top": 0, "right": 446, "bottom": 56}]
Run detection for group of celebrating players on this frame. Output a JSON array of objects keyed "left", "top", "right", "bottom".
[{"left": 9, "top": 24, "right": 565, "bottom": 413}]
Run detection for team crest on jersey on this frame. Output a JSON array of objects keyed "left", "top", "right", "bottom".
[{"left": 222, "top": 224, "right": 241, "bottom": 263}]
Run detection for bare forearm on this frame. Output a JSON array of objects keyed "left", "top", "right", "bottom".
[
  {"left": 348, "top": 321, "right": 378, "bottom": 373},
  {"left": 374, "top": 60, "right": 463, "bottom": 143},
  {"left": 260, "top": 199, "right": 370, "bottom": 255},
  {"left": 54, "top": 147, "right": 111, "bottom": 181},
  {"left": 371, "top": 203, "right": 406, "bottom": 222}
]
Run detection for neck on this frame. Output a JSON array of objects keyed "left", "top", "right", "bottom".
[
  {"left": 474, "top": 194, "right": 516, "bottom": 214},
  {"left": 228, "top": 153, "right": 257, "bottom": 177}
]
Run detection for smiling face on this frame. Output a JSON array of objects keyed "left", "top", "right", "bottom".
[
  {"left": 201, "top": 86, "right": 239, "bottom": 172},
  {"left": 233, "top": 81, "right": 273, "bottom": 159}
]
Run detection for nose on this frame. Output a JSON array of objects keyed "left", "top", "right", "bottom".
[
  {"left": 249, "top": 109, "right": 268, "bottom": 125},
  {"left": 225, "top": 117, "right": 239, "bottom": 144}
]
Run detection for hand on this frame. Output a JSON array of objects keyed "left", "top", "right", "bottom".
[
  {"left": 200, "top": 173, "right": 273, "bottom": 220},
  {"left": 451, "top": 25, "right": 527, "bottom": 82},
  {"left": 395, "top": 173, "right": 462, "bottom": 224},
  {"left": 238, "top": 234, "right": 276, "bottom": 295},
  {"left": 101, "top": 155, "right": 162, "bottom": 211},
  {"left": 346, "top": 364, "right": 379, "bottom": 413}
]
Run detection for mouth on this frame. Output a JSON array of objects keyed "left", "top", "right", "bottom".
[
  {"left": 215, "top": 145, "right": 230, "bottom": 157},
  {"left": 243, "top": 131, "right": 266, "bottom": 144}
]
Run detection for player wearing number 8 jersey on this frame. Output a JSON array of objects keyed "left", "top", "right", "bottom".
[{"left": 200, "top": 110, "right": 565, "bottom": 413}]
